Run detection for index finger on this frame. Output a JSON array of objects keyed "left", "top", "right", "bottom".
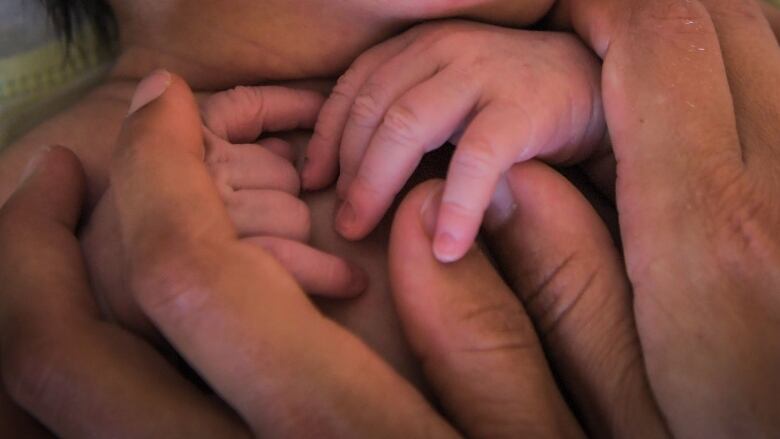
[
  {"left": 0, "top": 146, "right": 247, "bottom": 438},
  {"left": 203, "top": 85, "right": 325, "bottom": 143},
  {"left": 561, "top": 0, "right": 743, "bottom": 243},
  {"left": 114, "top": 72, "right": 457, "bottom": 437}
]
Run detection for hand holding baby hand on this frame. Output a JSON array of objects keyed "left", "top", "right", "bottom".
[
  {"left": 304, "top": 20, "right": 605, "bottom": 262},
  {"left": 81, "top": 81, "right": 367, "bottom": 340},
  {"left": 201, "top": 86, "right": 368, "bottom": 297}
]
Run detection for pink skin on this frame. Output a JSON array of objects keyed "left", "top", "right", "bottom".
[
  {"left": 80, "top": 82, "right": 369, "bottom": 340},
  {"left": 302, "top": 20, "right": 605, "bottom": 263},
  {"left": 201, "top": 86, "right": 370, "bottom": 297}
]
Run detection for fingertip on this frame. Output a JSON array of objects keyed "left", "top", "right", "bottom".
[
  {"left": 334, "top": 200, "right": 362, "bottom": 240},
  {"left": 120, "top": 70, "right": 203, "bottom": 163},
  {"left": 431, "top": 204, "right": 479, "bottom": 264},
  {"left": 127, "top": 69, "right": 172, "bottom": 116},
  {"left": 432, "top": 231, "right": 466, "bottom": 264},
  {"left": 300, "top": 159, "right": 331, "bottom": 192},
  {"left": 345, "top": 263, "right": 370, "bottom": 297},
  {"left": 6, "top": 145, "right": 86, "bottom": 231}
]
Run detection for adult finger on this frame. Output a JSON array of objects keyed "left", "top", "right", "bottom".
[
  {"left": 245, "top": 236, "right": 368, "bottom": 298},
  {"left": 0, "top": 145, "right": 248, "bottom": 438},
  {"left": 203, "top": 85, "right": 325, "bottom": 143},
  {"left": 114, "top": 71, "right": 457, "bottom": 437},
  {"left": 389, "top": 179, "right": 584, "bottom": 439},
  {"left": 0, "top": 386, "right": 51, "bottom": 438},
  {"left": 597, "top": 0, "right": 745, "bottom": 251},
  {"left": 700, "top": 0, "right": 780, "bottom": 164},
  {"left": 303, "top": 35, "right": 412, "bottom": 190},
  {"left": 483, "top": 162, "right": 669, "bottom": 438},
  {"left": 335, "top": 67, "right": 478, "bottom": 240},
  {"left": 224, "top": 190, "right": 311, "bottom": 241},
  {"left": 763, "top": 2, "right": 780, "bottom": 40}
]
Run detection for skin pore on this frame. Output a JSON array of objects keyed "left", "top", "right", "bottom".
[{"left": 0, "top": 0, "right": 555, "bottom": 387}]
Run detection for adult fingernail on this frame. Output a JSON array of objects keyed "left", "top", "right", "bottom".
[
  {"left": 128, "top": 69, "right": 172, "bottom": 116},
  {"left": 335, "top": 201, "right": 357, "bottom": 236},
  {"left": 419, "top": 183, "right": 443, "bottom": 239},
  {"left": 433, "top": 231, "right": 462, "bottom": 264},
  {"left": 19, "top": 145, "right": 54, "bottom": 184}
]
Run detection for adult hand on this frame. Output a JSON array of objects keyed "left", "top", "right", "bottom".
[
  {"left": 0, "top": 72, "right": 659, "bottom": 437},
  {"left": 494, "top": 0, "right": 780, "bottom": 436},
  {"left": 0, "top": 72, "right": 458, "bottom": 438},
  {"left": 0, "top": 145, "right": 249, "bottom": 437},
  {"left": 81, "top": 77, "right": 367, "bottom": 338}
]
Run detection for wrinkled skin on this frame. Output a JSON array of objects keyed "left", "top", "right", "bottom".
[{"left": 2, "top": 0, "right": 780, "bottom": 437}]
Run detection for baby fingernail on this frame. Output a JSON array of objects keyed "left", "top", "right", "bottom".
[
  {"left": 336, "top": 201, "right": 357, "bottom": 234},
  {"left": 128, "top": 69, "right": 171, "bottom": 116},
  {"left": 433, "top": 231, "right": 461, "bottom": 264},
  {"left": 419, "top": 183, "right": 444, "bottom": 239},
  {"left": 348, "top": 264, "right": 370, "bottom": 295}
]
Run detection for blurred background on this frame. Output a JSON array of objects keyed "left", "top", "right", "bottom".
[
  {"left": 1, "top": 0, "right": 779, "bottom": 150},
  {"left": 0, "top": 0, "right": 114, "bottom": 148}
]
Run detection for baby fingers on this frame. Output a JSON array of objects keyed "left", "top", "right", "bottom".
[
  {"left": 203, "top": 85, "right": 324, "bottom": 144},
  {"left": 225, "top": 190, "right": 311, "bottom": 241},
  {"left": 206, "top": 137, "right": 301, "bottom": 196},
  {"left": 244, "top": 236, "right": 368, "bottom": 298},
  {"left": 334, "top": 66, "right": 479, "bottom": 240}
]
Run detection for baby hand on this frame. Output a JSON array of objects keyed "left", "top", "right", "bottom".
[
  {"left": 303, "top": 20, "right": 605, "bottom": 262},
  {"left": 81, "top": 84, "right": 367, "bottom": 340},
  {"left": 202, "top": 85, "right": 368, "bottom": 297}
]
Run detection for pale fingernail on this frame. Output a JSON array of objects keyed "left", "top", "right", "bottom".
[
  {"left": 335, "top": 201, "right": 357, "bottom": 236},
  {"left": 128, "top": 69, "right": 172, "bottom": 116},
  {"left": 419, "top": 182, "right": 444, "bottom": 239},
  {"left": 433, "top": 231, "right": 462, "bottom": 264},
  {"left": 19, "top": 145, "right": 54, "bottom": 184}
]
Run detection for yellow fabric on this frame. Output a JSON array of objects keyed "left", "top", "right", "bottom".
[{"left": 0, "top": 28, "right": 115, "bottom": 148}]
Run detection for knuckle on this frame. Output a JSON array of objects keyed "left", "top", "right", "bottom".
[
  {"left": 708, "top": 178, "right": 780, "bottom": 269},
  {"left": 442, "top": 198, "right": 482, "bottom": 218},
  {"left": 634, "top": 0, "right": 717, "bottom": 40},
  {"left": 709, "top": 0, "right": 765, "bottom": 23},
  {"left": 130, "top": 242, "right": 214, "bottom": 319},
  {"left": 451, "top": 139, "right": 499, "bottom": 179},
  {"left": 351, "top": 173, "right": 384, "bottom": 198},
  {"left": 223, "top": 86, "right": 263, "bottom": 109},
  {"left": 223, "top": 190, "right": 247, "bottom": 211},
  {"left": 204, "top": 140, "right": 232, "bottom": 165},
  {"left": 423, "top": 24, "right": 474, "bottom": 53},
  {"left": 451, "top": 299, "right": 537, "bottom": 356},
  {"left": 350, "top": 86, "right": 386, "bottom": 127},
  {"left": 331, "top": 69, "right": 360, "bottom": 101},
  {"left": 379, "top": 103, "right": 422, "bottom": 144},
  {"left": 522, "top": 253, "right": 602, "bottom": 338}
]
